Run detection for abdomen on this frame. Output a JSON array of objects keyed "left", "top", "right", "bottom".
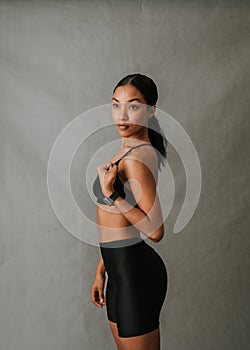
[{"left": 96, "top": 205, "right": 141, "bottom": 243}]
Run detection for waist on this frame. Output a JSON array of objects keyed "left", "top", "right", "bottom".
[
  {"left": 99, "top": 236, "right": 144, "bottom": 248},
  {"left": 97, "top": 215, "right": 141, "bottom": 242},
  {"left": 99, "top": 237, "right": 165, "bottom": 277}
]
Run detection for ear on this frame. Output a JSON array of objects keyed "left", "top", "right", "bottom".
[{"left": 148, "top": 105, "right": 156, "bottom": 119}]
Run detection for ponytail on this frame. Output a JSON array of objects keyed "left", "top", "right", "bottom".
[{"left": 148, "top": 115, "right": 168, "bottom": 170}]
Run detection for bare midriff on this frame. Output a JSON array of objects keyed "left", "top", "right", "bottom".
[{"left": 96, "top": 203, "right": 141, "bottom": 243}]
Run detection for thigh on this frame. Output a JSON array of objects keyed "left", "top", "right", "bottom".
[
  {"left": 106, "top": 274, "right": 118, "bottom": 323},
  {"left": 109, "top": 321, "right": 160, "bottom": 350},
  {"left": 116, "top": 278, "right": 159, "bottom": 338},
  {"left": 105, "top": 241, "right": 168, "bottom": 340},
  {"left": 108, "top": 321, "right": 122, "bottom": 350},
  {"left": 119, "top": 327, "right": 160, "bottom": 350},
  {"left": 115, "top": 259, "right": 167, "bottom": 337}
]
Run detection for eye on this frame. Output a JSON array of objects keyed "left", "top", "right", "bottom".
[
  {"left": 129, "top": 104, "right": 139, "bottom": 110},
  {"left": 112, "top": 103, "right": 119, "bottom": 109}
]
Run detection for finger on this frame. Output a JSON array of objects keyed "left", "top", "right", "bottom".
[
  {"left": 98, "top": 289, "right": 106, "bottom": 305},
  {"left": 108, "top": 167, "right": 117, "bottom": 175},
  {"left": 92, "top": 298, "right": 103, "bottom": 308},
  {"left": 105, "top": 162, "right": 113, "bottom": 171},
  {"left": 98, "top": 163, "right": 110, "bottom": 172},
  {"left": 98, "top": 289, "right": 105, "bottom": 303},
  {"left": 109, "top": 164, "right": 117, "bottom": 171},
  {"left": 91, "top": 289, "right": 103, "bottom": 308},
  {"left": 92, "top": 300, "right": 102, "bottom": 308},
  {"left": 95, "top": 290, "right": 105, "bottom": 307},
  {"left": 97, "top": 163, "right": 110, "bottom": 169}
]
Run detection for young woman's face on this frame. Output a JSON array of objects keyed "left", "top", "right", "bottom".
[{"left": 112, "top": 84, "right": 155, "bottom": 137}]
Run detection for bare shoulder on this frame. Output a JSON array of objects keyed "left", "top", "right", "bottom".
[
  {"left": 120, "top": 144, "right": 158, "bottom": 180},
  {"left": 128, "top": 145, "right": 158, "bottom": 168},
  {"left": 131, "top": 144, "right": 157, "bottom": 159},
  {"left": 110, "top": 146, "right": 131, "bottom": 163}
]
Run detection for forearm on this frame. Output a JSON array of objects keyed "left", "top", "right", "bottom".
[
  {"left": 112, "top": 194, "right": 163, "bottom": 239},
  {"left": 95, "top": 255, "right": 106, "bottom": 276}
]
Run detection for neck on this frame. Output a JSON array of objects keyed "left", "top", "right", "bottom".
[
  {"left": 121, "top": 127, "right": 151, "bottom": 148},
  {"left": 121, "top": 136, "right": 151, "bottom": 148}
]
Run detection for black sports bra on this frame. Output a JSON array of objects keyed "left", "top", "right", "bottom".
[{"left": 92, "top": 143, "right": 153, "bottom": 206}]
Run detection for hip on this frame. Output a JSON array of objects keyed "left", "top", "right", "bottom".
[{"left": 99, "top": 237, "right": 167, "bottom": 280}]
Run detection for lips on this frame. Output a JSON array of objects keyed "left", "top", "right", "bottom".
[{"left": 117, "top": 124, "right": 130, "bottom": 129}]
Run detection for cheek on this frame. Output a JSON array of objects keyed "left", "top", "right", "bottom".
[
  {"left": 112, "top": 109, "right": 119, "bottom": 121},
  {"left": 131, "top": 113, "right": 148, "bottom": 126},
  {"left": 111, "top": 108, "right": 148, "bottom": 125}
]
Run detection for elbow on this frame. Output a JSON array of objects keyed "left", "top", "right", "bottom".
[
  {"left": 148, "top": 224, "right": 165, "bottom": 243},
  {"left": 150, "top": 233, "right": 164, "bottom": 243}
]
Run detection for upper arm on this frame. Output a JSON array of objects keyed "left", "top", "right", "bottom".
[{"left": 121, "top": 155, "right": 164, "bottom": 239}]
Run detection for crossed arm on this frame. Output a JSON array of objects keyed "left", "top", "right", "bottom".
[{"left": 106, "top": 157, "right": 165, "bottom": 243}]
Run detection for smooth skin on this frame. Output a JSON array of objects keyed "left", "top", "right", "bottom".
[{"left": 91, "top": 85, "right": 165, "bottom": 350}]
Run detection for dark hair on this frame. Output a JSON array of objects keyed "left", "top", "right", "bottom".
[{"left": 113, "top": 73, "right": 168, "bottom": 170}]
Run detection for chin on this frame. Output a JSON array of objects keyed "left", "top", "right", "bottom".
[
  {"left": 116, "top": 125, "right": 140, "bottom": 134},
  {"left": 117, "top": 127, "right": 132, "bottom": 134}
]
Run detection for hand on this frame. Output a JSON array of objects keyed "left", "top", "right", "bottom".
[
  {"left": 90, "top": 273, "right": 106, "bottom": 308},
  {"left": 97, "top": 162, "right": 118, "bottom": 197}
]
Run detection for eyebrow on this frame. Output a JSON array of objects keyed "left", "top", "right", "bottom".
[{"left": 112, "top": 97, "right": 142, "bottom": 103}]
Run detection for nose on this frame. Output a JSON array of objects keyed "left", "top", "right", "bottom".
[{"left": 118, "top": 104, "right": 128, "bottom": 121}]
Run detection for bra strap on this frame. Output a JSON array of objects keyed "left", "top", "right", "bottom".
[{"left": 113, "top": 143, "right": 153, "bottom": 164}]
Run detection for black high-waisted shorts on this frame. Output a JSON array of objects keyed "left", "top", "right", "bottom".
[{"left": 99, "top": 237, "right": 168, "bottom": 338}]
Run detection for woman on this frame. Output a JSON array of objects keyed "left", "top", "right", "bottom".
[{"left": 91, "top": 73, "right": 168, "bottom": 350}]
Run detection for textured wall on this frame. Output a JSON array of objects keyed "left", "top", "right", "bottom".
[{"left": 0, "top": 1, "right": 249, "bottom": 349}]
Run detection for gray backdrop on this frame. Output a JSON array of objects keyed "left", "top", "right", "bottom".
[{"left": 0, "top": 0, "right": 249, "bottom": 349}]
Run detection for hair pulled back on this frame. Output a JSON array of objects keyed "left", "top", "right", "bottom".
[{"left": 113, "top": 73, "right": 168, "bottom": 170}]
